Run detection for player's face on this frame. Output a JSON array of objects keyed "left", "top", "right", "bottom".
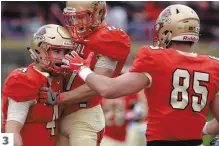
[
  {"left": 63, "top": 7, "right": 94, "bottom": 40},
  {"left": 71, "top": 12, "right": 90, "bottom": 32},
  {"left": 48, "top": 48, "right": 71, "bottom": 71}
]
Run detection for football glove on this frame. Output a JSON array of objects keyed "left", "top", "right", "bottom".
[
  {"left": 210, "top": 137, "right": 219, "bottom": 146},
  {"left": 61, "top": 51, "right": 94, "bottom": 72},
  {"left": 38, "top": 87, "right": 62, "bottom": 105}
]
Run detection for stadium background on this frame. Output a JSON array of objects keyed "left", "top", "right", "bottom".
[{"left": 1, "top": 1, "right": 219, "bottom": 146}]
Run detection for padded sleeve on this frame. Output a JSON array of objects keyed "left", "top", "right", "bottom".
[
  {"left": 3, "top": 69, "right": 39, "bottom": 102},
  {"left": 87, "top": 26, "right": 130, "bottom": 60},
  {"left": 129, "top": 46, "right": 160, "bottom": 73}
]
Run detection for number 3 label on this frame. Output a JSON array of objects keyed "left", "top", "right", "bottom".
[{"left": 0, "top": 133, "right": 13, "bottom": 146}]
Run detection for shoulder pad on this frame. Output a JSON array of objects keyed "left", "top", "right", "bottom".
[
  {"left": 87, "top": 26, "right": 130, "bottom": 60},
  {"left": 3, "top": 67, "right": 45, "bottom": 102},
  {"left": 129, "top": 46, "right": 161, "bottom": 73}
]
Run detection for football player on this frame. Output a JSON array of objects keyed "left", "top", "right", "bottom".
[
  {"left": 38, "top": 1, "right": 130, "bottom": 146},
  {"left": 101, "top": 89, "right": 146, "bottom": 146},
  {"left": 2, "top": 24, "right": 73, "bottom": 146},
  {"left": 60, "top": 4, "right": 219, "bottom": 146}
]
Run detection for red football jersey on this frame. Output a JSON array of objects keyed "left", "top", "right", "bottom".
[
  {"left": 130, "top": 46, "right": 219, "bottom": 141},
  {"left": 2, "top": 63, "right": 64, "bottom": 146},
  {"left": 63, "top": 25, "right": 130, "bottom": 115},
  {"left": 102, "top": 93, "right": 138, "bottom": 142}
]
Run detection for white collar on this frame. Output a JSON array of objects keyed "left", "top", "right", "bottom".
[{"left": 33, "top": 66, "right": 50, "bottom": 78}]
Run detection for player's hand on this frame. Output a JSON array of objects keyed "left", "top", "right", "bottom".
[
  {"left": 38, "top": 87, "right": 62, "bottom": 105},
  {"left": 61, "top": 51, "right": 94, "bottom": 72}
]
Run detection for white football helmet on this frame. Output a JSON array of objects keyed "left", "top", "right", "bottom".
[
  {"left": 28, "top": 24, "right": 74, "bottom": 74},
  {"left": 63, "top": 1, "right": 107, "bottom": 41},
  {"left": 153, "top": 4, "right": 200, "bottom": 48}
]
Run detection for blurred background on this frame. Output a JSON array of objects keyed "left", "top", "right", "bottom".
[{"left": 1, "top": 1, "right": 219, "bottom": 146}]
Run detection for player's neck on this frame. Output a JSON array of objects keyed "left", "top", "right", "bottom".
[
  {"left": 34, "top": 64, "right": 43, "bottom": 72},
  {"left": 34, "top": 64, "right": 50, "bottom": 74},
  {"left": 170, "top": 44, "right": 191, "bottom": 52}
]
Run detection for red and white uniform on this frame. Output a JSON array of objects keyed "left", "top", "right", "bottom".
[
  {"left": 130, "top": 46, "right": 219, "bottom": 142},
  {"left": 102, "top": 94, "right": 139, "bottom": 143},
  {"left": 57, "top": 26, "right": 130, "bottom": 146},
  {"left": 63, "top": 25, "right": 130, "bottom": 114},
  {"left": 2, "top": 63, "right": 64, "bottom": 146}
]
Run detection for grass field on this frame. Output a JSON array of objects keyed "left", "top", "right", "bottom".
[{"left": 203, "top": 112, "right": 214, "bottom": 146}]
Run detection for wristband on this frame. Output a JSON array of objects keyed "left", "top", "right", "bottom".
[
  {"left": 79, "top": 67, "right": 93, "bottom": 81},
  {"left": 202, "top": 122, "right": 209, "bottom": 135}
]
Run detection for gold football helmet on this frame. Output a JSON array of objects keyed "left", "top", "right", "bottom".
[
  {"left": 153, "top": 4, "right": 200, "bottom": 48},
  {"left": 28, "top": 24, "right": 73, "bottom": 73},
  {"left": 63, "top": 1, "right": 107, "bottom": 41}
]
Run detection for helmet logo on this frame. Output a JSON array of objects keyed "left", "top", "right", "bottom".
[
  {"left": 158, "top": 8, "right": 172, "bottom": 24},
  {"left": 162, "top": 8, "right": 171, "bottom": 17},
  {"left": 37, "top": 27, "right": 47, "bottom": 35}
]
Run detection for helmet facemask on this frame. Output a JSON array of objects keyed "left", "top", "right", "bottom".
[
  {"left": 63, "top": 7, "right": 96, "bottom": 41},
  {"left": 63, "top": 1, "right": 107, "bottom": 42},
  {"left": 29, "top": 24, "right": 74, "bottom": 75},
  {"left": 29, "top": 42, "right": 73, "bottom": 75}
]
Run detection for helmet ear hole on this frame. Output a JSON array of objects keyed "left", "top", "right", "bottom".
[
  {"left": 163, "top": 30, "right": 169, "bottom": 35},
  {"left": 38, "top": 42, "right": 42, "bottom": 47},
  {"left": 99, "top": 9, "right": 103, "bottom": 15}
]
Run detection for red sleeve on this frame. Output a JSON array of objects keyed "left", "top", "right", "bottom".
[
  {"left": 129, "top": 46, "right": 161, "bottom": 73},
  {"left": 87, "top": 26, "right": 130, "bottom": 60},
  {"left": 209, "top": 56, "right": 219, "bottom": 95},
  {"left": 216, "top": 62, "right": 219, "bottom": 94},
  {"left": 3, "top": 69, "right": 40, "bottom": 102}
]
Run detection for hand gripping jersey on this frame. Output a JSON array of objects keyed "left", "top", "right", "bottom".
[
  {"left": 63, "top": 25, "right": 130, "bottom": 115},
  {"left": 102, "top": 93, "right": 139, "bottom": 142},
  {"left": 130, "top": 46, "right": 219, "bottom": 141},
  {"left": 2, "top": 63, "right": 64, "bottom": 146}
]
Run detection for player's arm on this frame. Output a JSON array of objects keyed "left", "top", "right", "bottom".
[
  {"left": 5, "top": 98, "right": 34, "bottom": 146},
  {"left": 39, "top": 55, "right": 118, "bottom": 104},
  {"left": 60, "top": 56, "right": 116, "bottom": 104},
  {"left": 202, "top": 118, "right": 219, "bottom": 135},
  {"left": 204, "top": 93, "right": 219, "bottom": 135},
  {"left": 40, "top": 70, "right": 150, "bottom": 103},
  {"left": 61, "top": 51, "right": 149, "bottom": 99},
  {"left": 82, "top": 71, "right": 149, "bottom": 99}
]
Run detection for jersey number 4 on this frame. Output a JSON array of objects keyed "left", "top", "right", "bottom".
[
  {"left": 46, "top": 105, "right": 59, "bottom": 136},
  {"left": 170, "top": 69, "right": 209, "bottom": 112}
]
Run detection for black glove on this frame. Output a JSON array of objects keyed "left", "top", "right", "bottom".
[
  {"left": 210, "top": 137, "right": 219, "bottom": 146},
  {"left": 38, "top": 87, "right": 61, "bottom": 105}
]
